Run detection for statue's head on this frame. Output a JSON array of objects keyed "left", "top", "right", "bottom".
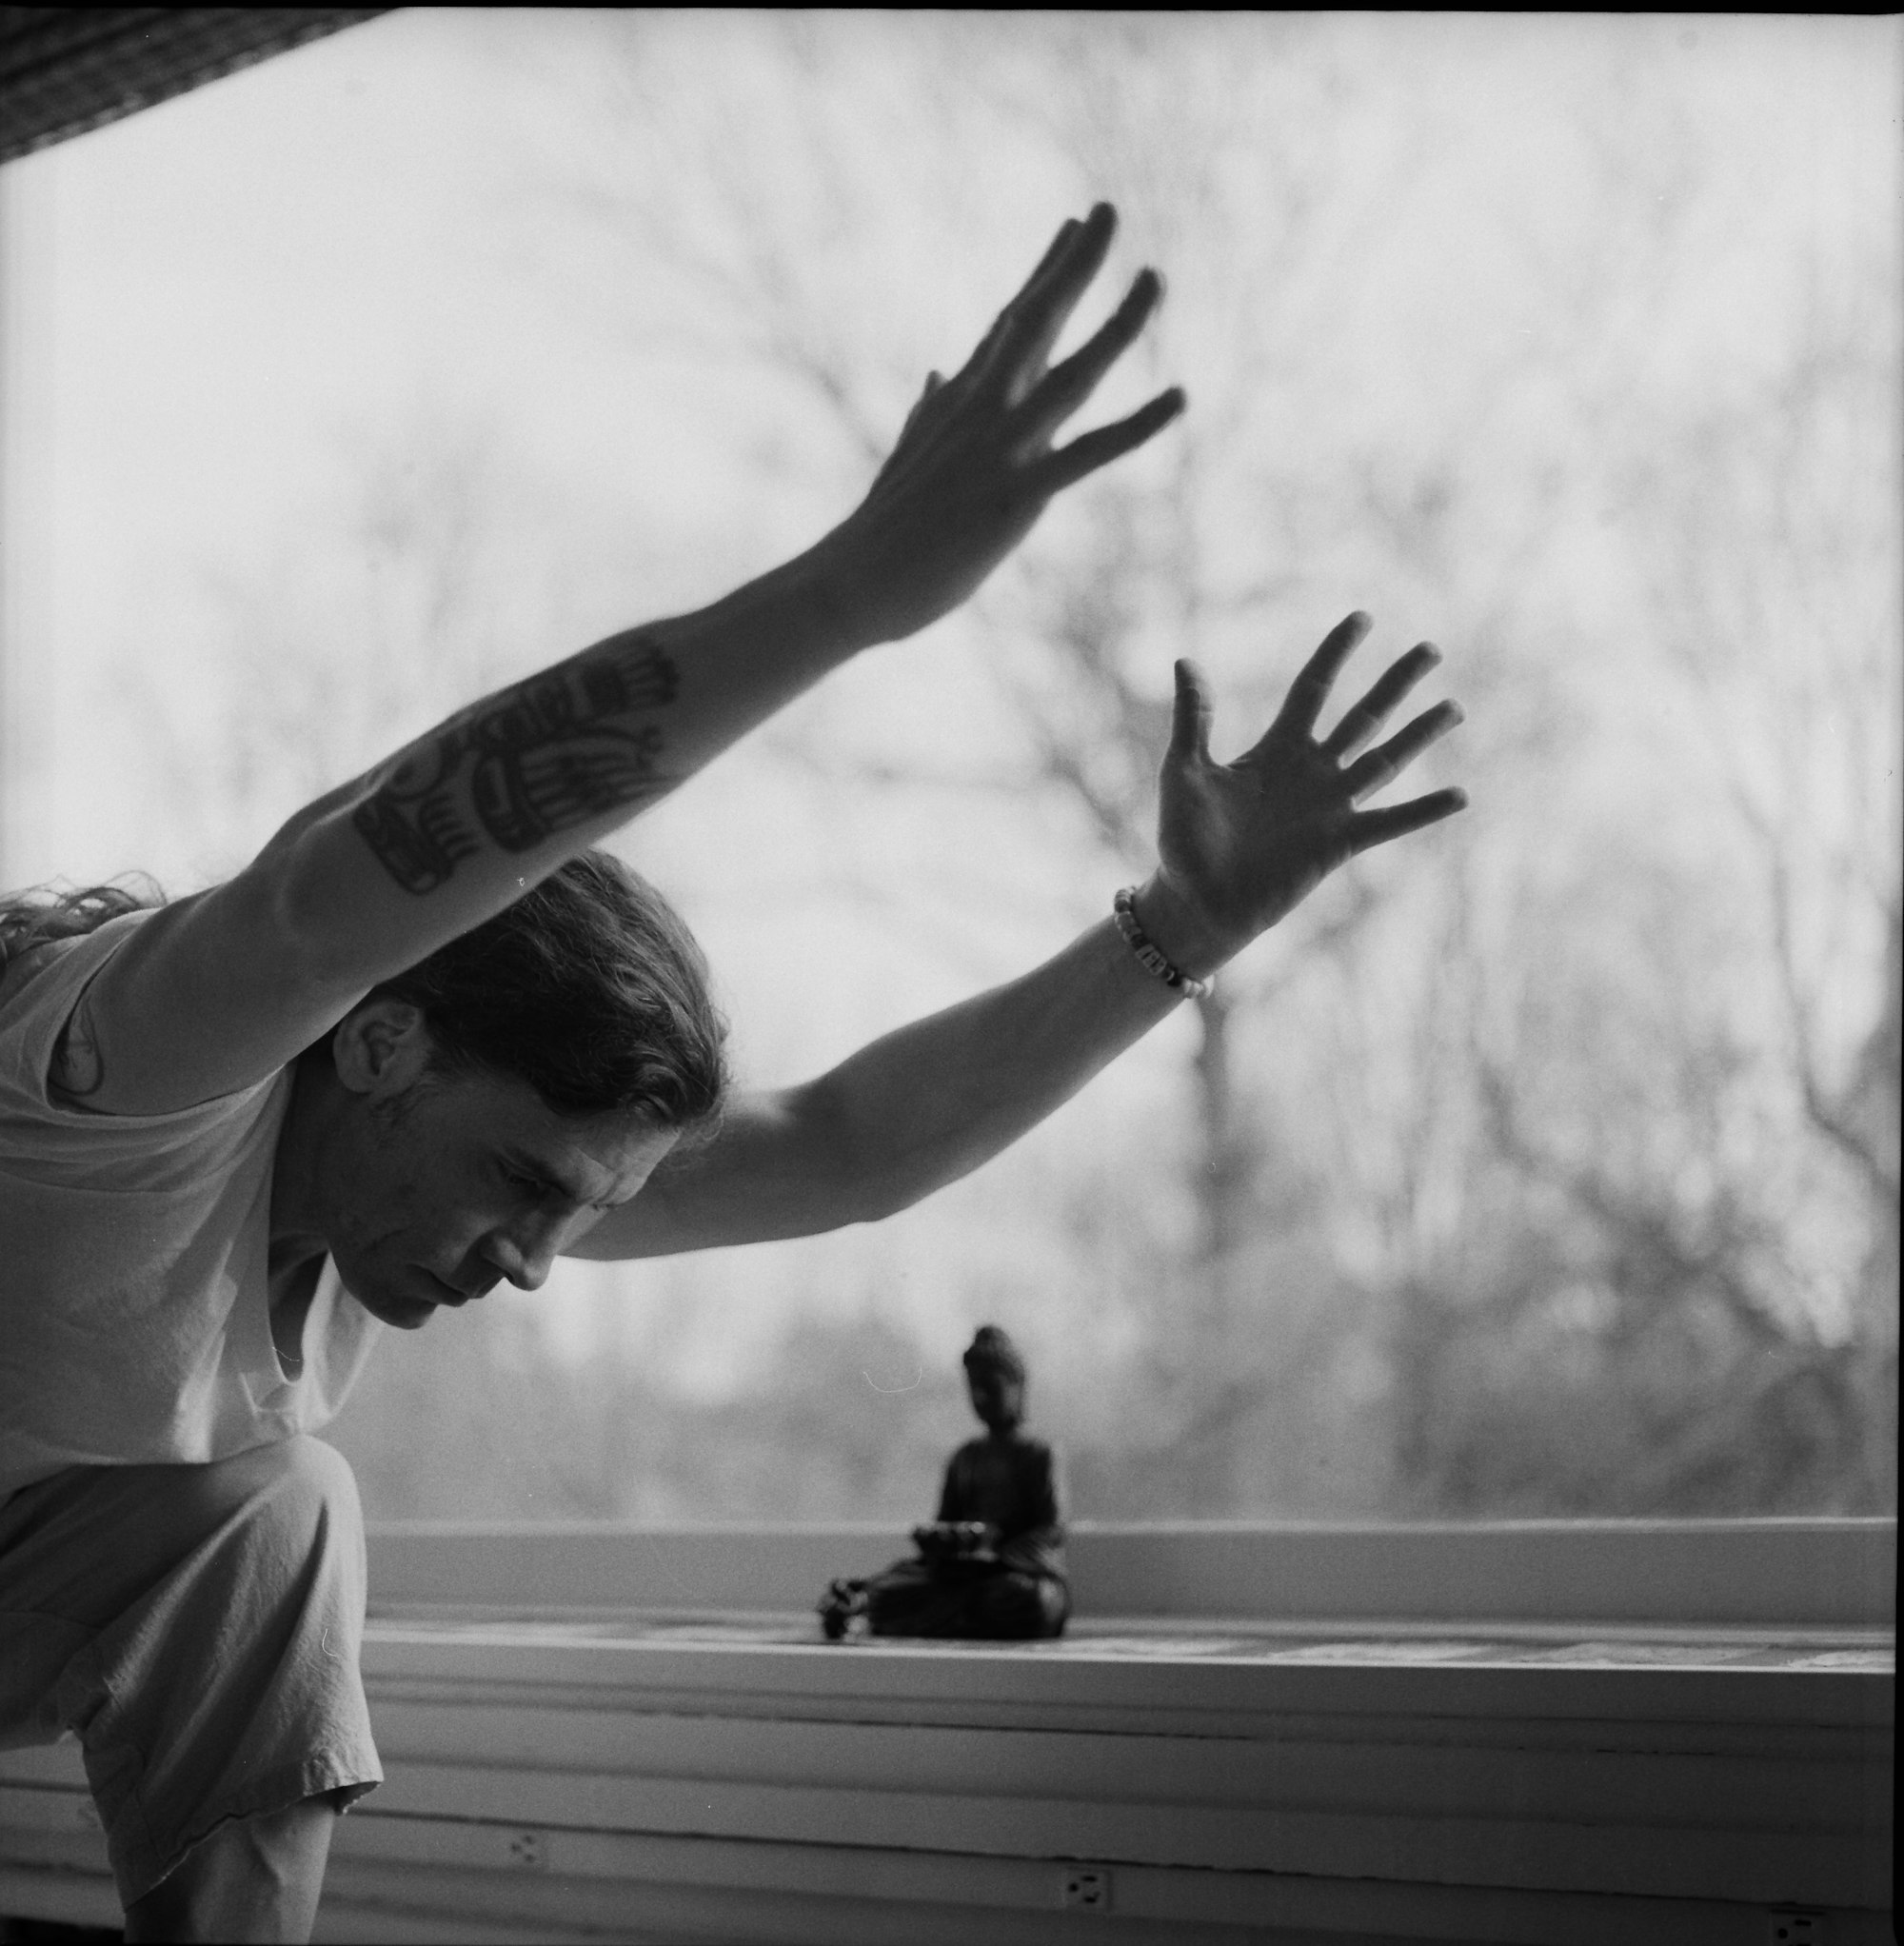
[{"left": 962, "top": 1324, "right": 1027, "bottom": 1434}]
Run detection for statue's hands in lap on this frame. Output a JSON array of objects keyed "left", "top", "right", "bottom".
[
  {"left": 1135, "top": 613, "right": 1470, "bottom": 980},
  {"left": 912, "top": 1521, "right": 998, "bottom": 1563},
  {"left": 816, "top": 202, "right": 1184, "bottom": 647}
]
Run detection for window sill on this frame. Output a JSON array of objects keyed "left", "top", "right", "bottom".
[{"left": 2, "top": 1519, "right": 1893, "bottom": 1943}]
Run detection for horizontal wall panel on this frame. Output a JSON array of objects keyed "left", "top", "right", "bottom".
[
  {"left": 359, "top": 1627, "right": 1893, "bottom": 1734},
  {"left": 4, "top": 1521, "right": 1892, "bottom": 1941},
  {"left": 1065, "top": 1521, "right": 1899, "bottom": 1628},
  {"left": 361, "top": 1699, "right": 1883, "bottom": 1837},
  {"left": 0, "top": 1865, "right": 121, "bottom": 1934},
  {"left": 347, "top": 1762, "right": 1879, "bottom": 1905},
  {"left": 312, "top": 1837, "right": 1898, "bottom": 1946},
  {"left": 363, "top": 1520, "right": 1898, "bottom": 1629}
]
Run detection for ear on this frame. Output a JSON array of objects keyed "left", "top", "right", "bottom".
[{"left": 329, "top": 997, "right": 435, "bottom": 1100}]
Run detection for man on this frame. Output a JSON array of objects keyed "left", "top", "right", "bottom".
[{"left": 0, "top": 205, "right": 1464, "bottom": 1941}]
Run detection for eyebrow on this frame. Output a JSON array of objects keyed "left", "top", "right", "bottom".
[{"left": 501, "top": 1148, "right": 598, "bottom": 1207}]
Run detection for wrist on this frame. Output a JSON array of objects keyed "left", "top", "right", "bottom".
[
  {"left": 691, "top": 534, "right": 884, "bottom": 669},
  {"left": 786, "top": 524, "right": 902, "bottom": 655},
  {"left": 1129, "top": 870, "right": 1241, "bottom": 983}
]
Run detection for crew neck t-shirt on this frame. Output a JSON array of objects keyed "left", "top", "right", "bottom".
[{"left": 0, "top": 911, "right": 381, "bottom": 1502}]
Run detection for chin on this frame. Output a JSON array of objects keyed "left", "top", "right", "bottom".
[
  {"left": 376, "top": 1296, "right": 440, "bottom": 1331},
  {"left": 346, "top": 1286, "right": 438, "bottom": 1331},
  {"left": 335, "top": 1259, "right": 441, "bottom": 1331}
]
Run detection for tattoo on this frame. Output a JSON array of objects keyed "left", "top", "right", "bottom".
[
  {"left": 352, "top": 639, "right": 680, "bottom": 894},
  {"left": 50, "top": 995, "right": 105, "bottom": 1099}
]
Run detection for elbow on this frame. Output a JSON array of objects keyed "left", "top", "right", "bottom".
[
  {"left": 827, "top": 1134, "right": 924, "bottom": 1229},
  {"left": 794, "top": 1074, "right": 960, "bottom": 1229},
  {"left": 842, "top": 1167, "right": 930, "bottom": 1228},
  {"left": 242, "top": 812, "right": 385, "bottom": 1000},
  {"left": 839, "top": 1137, "right": 985, "bottom": 1228},
  {"left": 260, "top": 853, "right": 362, "bottom": 995}
]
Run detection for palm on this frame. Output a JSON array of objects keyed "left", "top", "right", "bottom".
[
  {"left": 1152, "top": 614, "right": 1468, "bottom": 964},
  {"left": 1162, "top": 738, "right": 1352, "bottom": 934},
  {"left": 825, "top": 204, "right": 1185, "bottom": 645}
]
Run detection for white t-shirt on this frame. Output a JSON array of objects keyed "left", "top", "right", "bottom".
[{"left": 0, "top": 910, "right": 381, "bottom": 1501}]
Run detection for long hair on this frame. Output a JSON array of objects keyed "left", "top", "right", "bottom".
[
  {"left": 371, "top": 850, "right": 728, "bottom": 1130},
  {"left": 3, "top": 856, "right": 728, "bottom": 1131},
  {"left": 0, "top": 878, "right": 166, "bottom": 975}
]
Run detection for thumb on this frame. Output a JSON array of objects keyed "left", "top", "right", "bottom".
[
  {"left": 900, "top": 369, "right": 945, "bottom": 438},
  {"left": 1169, "top": 658, "right": 1215, "bottom": 767}
]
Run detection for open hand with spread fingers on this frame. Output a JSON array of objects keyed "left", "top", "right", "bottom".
[
  {"left": 817, "top": 202, "right": 1185, "bottom": 646},
  {"left": 1132, "top": 613, "right": 1469, "bottom": 979}
]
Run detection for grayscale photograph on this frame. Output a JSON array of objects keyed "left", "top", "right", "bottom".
[{"left": 0, "top": 10, "right": 1894, "bottom": 1944}]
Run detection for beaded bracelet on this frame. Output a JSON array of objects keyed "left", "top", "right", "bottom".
[{"left": 1112, "top": 886, "right": 1213, "bottom": 1002}]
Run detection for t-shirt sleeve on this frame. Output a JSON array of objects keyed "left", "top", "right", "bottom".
[
  {"left": 0, "top": 913, "right": 151, "bottom": 1112},
  {"left": 0, "top": 912, "right": 281, "bottom": 1170}
]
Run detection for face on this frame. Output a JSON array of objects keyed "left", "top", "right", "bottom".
[
  {"left": 308, "top": 1008, "right": 678, "bottom": 1329},
  {"left": 965, "top": 1365, "right": 1025, "bottom": 1434}
]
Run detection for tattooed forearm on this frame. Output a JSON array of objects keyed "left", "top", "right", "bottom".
[{"left": 351, "top": 639, "right": 682, "bottom": 894}]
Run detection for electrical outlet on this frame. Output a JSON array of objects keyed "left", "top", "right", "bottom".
[
  {"left": 1766, "top": 1912, "right": 1826, "bottom": 1945},
  {"left": 506, "top": 1829, "right": 547, "bottom": 1872},
  {"left": 1060, "top": 1868, "right": 1109, "bottom": 1911}
]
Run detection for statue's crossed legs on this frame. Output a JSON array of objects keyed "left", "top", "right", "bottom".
[{"left": 821, "top": 1555, "right": 1068, "bottom": 1641}]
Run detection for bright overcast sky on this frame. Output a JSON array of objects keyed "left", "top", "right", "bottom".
[{"left": 3, "top": 10, "right": 1895, "bottom": 1389}]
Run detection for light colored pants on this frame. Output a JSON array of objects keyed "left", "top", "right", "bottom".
[{"left": 0, "top": 1435, "right": 382, "bottom": 1906}]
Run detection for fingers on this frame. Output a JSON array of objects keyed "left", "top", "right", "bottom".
[
  {"left": 1347, "top": 786, "right": 1469, "bottom": 856},
  {"left": 968, "top": 203, "right": 1120, "bottom": 395},
  {"left": 1169, "top": 658, "right": 1215, "bottom": 766},
  {"left": 956, "top": 225, "right": 1079, "bottom": 381},
  {"left": 1024, "top": 216, "right": 1083, "bottom": 287},
  {"left": 1320, "top": 642, "right": 1442, "bottom": 762},
  {"left": 1015, "top": 267, "right": 1164, "bottom": 446},
  {"left": 1268, "top": 612, "right": 1374, "bottom": 742},
  {"left": 1339, "top": 700, "right": 1465, "bottom": 804},
  {"left": 1037, "top": 386, "right": 1187, "bottom": 492},
  {"left": 1007, "top": 201, "right": 1120, "bottom": 375}
]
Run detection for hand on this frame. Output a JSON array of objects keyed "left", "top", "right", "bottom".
[
  {"left": 913, "top": 1520, "right": 996, "bottom": 1560},
  {"left": 1137, "top": 613, "right": 1468, "bottom": 976},
  {"left": 816, "top": 203, "right": 1184, "bottom": 645}
]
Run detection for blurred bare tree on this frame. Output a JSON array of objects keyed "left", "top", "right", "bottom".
[
  {"left": 526, "top": 11, "right": 1892, "bottom": 1518},
  {"left": 541, "top": 11, "right": 1897, "bottom": 1517},
  {"left": 1406, "top": 289, "right": 1902, "bottom": 1514},
  {"left": 121, "top": 15, "right": 1894, "bottom": 1524},
  {"left": 127, "top": 422, "right": 525, "bottom": 880}
]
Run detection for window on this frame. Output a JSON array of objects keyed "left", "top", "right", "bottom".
[{"left": 4, "top": 10, "right": 1896, "bottom": 1523}]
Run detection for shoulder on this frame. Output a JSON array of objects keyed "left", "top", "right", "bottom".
[
  {"left": 0, "top": 911, "right": 153, "bottom": 1099},
  {"left": 0, "top": 907, "right": 286, "bottom": 1153},
  {"left": 0, "top": 907, "right": 149, "bottom": 1010}
]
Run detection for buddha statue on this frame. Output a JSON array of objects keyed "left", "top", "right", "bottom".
[{"left": 819, "top": 1324, "right": 1068, "bottom": 1640}]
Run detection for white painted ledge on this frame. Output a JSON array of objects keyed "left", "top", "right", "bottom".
[
  {"left": 361, "top": 1516, "right": 1899, "bottom": 1627},
  {"left": 1, "top": 1519, "right": 1893, "bottom": 1944}
]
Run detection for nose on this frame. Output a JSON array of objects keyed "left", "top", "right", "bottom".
[{"left": 481, "top": 1216, "right": 563, "bottom": 1292}]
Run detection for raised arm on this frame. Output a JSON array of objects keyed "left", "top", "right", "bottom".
[
  {"left": 575, "top": 614, "right": 1466, "bottom": 1260},
  {"left": 52, "top": 207, "right": 1184, "bottom": 1116}
]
